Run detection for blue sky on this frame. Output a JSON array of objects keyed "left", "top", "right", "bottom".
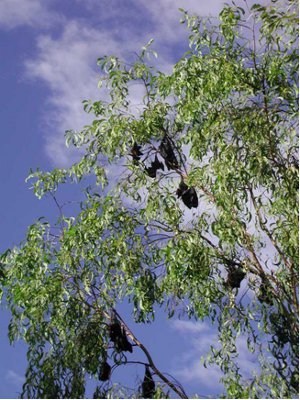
[{"left": 0, "top": 0, "right": 264, "bottom": 397}]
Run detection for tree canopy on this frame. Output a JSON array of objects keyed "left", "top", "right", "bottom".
[{"left": 0, "top": 0, "right": 298, "bottom": 398}]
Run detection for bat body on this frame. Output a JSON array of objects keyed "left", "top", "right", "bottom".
[
  {"left": 98, "top": 362, "right": 111, "bottom": 381},
  {"left": 109, "top": 320, "right": 133, "bottom": 353},
  {"left": 176, "top": 181, "right": 198, "bottom": 209},
  {"left": 159, "top": 136, "right": 179, "bottom": 170},
  {"left": 130, "top": 142, "right": 143, "bottom": 164},
  {"left": 142, "top": 366, "right": 155, "bottom": 398},
  {"left": 226, "top": 268, "right": 246, "bottom": 288},
  {"left": 145, "top": 155, "right": 164, "bottom": 178}
]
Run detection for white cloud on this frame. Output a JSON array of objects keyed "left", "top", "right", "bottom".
[
  {"left": 179, "top": 358, "right": 223, "bottom": 392},
  {"left": 172, "top": 319, "right": 212, "bottom": 334},
  {"left": 5, "top": 369, "right": 24, "bottom": 385},
  {"left": 170, "top": 320, "right": 223, "bottom": 391},
  {"left": 236, "top": 335, "right": 259, "bottom": 377},
  {"left": 0, "top": 0, "right": 61, "bottom": 30},
  {"left": 72, "top": 0, "right": 225, "bottom": 60},
  {"left": 170, "top": 319, "right": 259, "bottom": 393},
  {"left": 142, "top": 0, "right": 224, "bottom": 38},
  {"left": 25, "top": 21, "right": 129, "bottom": 166}
]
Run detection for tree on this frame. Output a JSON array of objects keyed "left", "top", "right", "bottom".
[{"left": 0, "top": 0, "right": 298, "bottom": 398}]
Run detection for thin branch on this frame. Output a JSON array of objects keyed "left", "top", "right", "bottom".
[{"left": 50, "top": 193, "right": 64, "bottom": 234}]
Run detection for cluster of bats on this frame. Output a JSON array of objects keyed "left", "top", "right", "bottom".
[
  {"left": 98, "top": 316, "right": 155, "bottom": 398},
  {"left": 130, "top": 135, "right": 199, "bottom": 209},
  {"left": 98, "top": 317, "right": 132, "bottom": 382}
]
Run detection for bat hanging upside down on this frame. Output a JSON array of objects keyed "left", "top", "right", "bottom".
[
  {"left": 176, "top": 181, "right": 198, "bottom": 209},
  {"left": 145, "top": 155, "right": 165, "bottom": 178}
]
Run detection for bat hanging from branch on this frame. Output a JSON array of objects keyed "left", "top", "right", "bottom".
[
  {"left": 142, "top": 366, "right": 156, "bottom": 398},
  {"left": 176, "top": 180, "right": 198, "bottom": 209},
  {"left": 109, "top": 317, "right": 133, "bottom": 353},
  {"left": 98, "top": 361, "right": 111, "bottom": 381},
  {"left": 226, "top": 267, "right": 246, "bottom": 289},
  {"left": 145, "top": 155, "right": 165, "bottom": 178},
  {"left": 159, "top": 135, "right": 180, "bottom": 170},
  {"left": 130, "top": 142, "right": 143, "bottom": 165}
]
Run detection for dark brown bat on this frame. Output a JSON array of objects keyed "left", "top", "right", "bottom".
[
  {"left": 109, "top": 320, "right": 133, "bottom": 353},
  {"left": 176, "top": 181, "right": 198, "bottom": 209},
  {"left": 109, "top": 321, "right": 122, "bottom": 342},
  {"left": 130, "top": 142, "right": 143, "bottom": 164},
  {"left": 118, "top": 327, "right": 133, "bottom": 353},
  {"left": 226, "top": 268, "right": 246, "bottom": 288},
  {"left": 145, "top": 155, "right": 164, "bottom": 178},
  {"left": 142, "top": 366, "right": 155, "bottom": 398},
  {"left": 159, "top": 135, "right": 179, "bottom": 170},
  {"left": 98, "top": 361, "right": 111, "bottom": 381}
]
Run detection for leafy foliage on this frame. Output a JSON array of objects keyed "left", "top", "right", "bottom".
[{"left": 0, "top": 0, "right": 298, "bottom": 398}]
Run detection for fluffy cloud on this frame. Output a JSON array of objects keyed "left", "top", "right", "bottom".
[
  {"left": 24, "top": 21, "right": 127, "bottom": 166},
  {"left": 142, "top": 0, "right": 224, "bottom": 37},
  {"left": 5, "top": 369, "right": 24, "bottom": 385},
  {"left": 170, "top": 320, "right": 259, "bottom": 394},
  {"left": 0, "top": 0, "right": 61, "bottom": 30},
  {"left": 172, "top": 319, "right": 213, "bottom": 335},
  {"left": 170, "top": 320, "right": 223, "bottom": 392}
]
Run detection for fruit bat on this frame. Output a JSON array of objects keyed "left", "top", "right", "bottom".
[
  {"left": 159, "top": 135, "right": 179, "bottom": 170},
  {"left": 98, "top": 361, "right": 111, "bottom": 381},
  {"left": 226, "top": 267, "right": 246, "bottom": 288},
  {"left": 145, "top": 155, "right": 164, "bottom": 178},
  {"left": 109, "top": 320, "right": 133, "bottom": 353},
  {"left": 130, "top": 142, "right": 143, "bottom": 164},
  {"left": 176, "top": 181, "right": 198, "bottom": 209},
  {"left": 117, "top": 327, "right": 133, "bottom": 353},
  {"left": 109, "top": 321, "right": 123, "bottom": 343},
  {"left": 142, "top": 366, "right": 155, "bottom": 398}
]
